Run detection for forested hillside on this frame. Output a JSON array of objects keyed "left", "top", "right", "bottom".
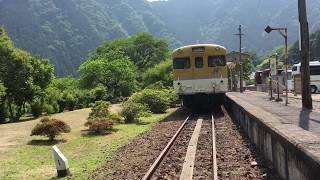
[
  {"left": 152, "top": 0, "right": 320, "bottom": 53},
  {"left": 255, "top": 29, "right": 320, "bottom": 69},
  {"left": 0, "top": 0, "right": 319, "bottom": 76},
  {"left": 0, "top": 0, "right": 178, "bottom": 76}
]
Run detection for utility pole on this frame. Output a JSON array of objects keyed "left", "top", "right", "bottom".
[
  {"left": 235, "top": 25, "right": 244, "bottom": 93},
  {"left": 298, "top": 0, "right": 313, "bottom": 109},
  {"left": 269, "top": 57, "right": 273, "bottom": 100},
  {"left": 284, "top": 28, "right": 289, "bottom": 106}
]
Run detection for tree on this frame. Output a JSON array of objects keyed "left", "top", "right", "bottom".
[
  {"left": 0, "top": 82, "right": 6, "bottom": 121},
  {"left": 0, "top": 28, "right": 54, "bottom": 121},
  {"left": 286, "top": 30, "right": 320, "bottom": 65},
  {"left": 93, "top": 32, "right": 169, "bottom": 71},
  {"left": 310, "top": 30, "right": 320, "bottom": 60},
  {"left": 142, "top": 59, "right": 173, "bottom": 87},
  {"left": 257, "top": 46, "right": 285, "bottom": 70},
  {"left": 46, "top": 77, "right": 93, "bottom": 112},
  {"left": 79, "top": 52, "right": 138, "bottom": 98}
]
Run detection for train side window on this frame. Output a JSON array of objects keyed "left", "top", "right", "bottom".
[
  {"left": 195, "top": 57, "right": 203, "bottom": 68},
  {"left": 173, "top": 57, "right": 191, "bottom": 69},
  {"left": 208, "top": 56, "right": 226, "bottom": 67}
]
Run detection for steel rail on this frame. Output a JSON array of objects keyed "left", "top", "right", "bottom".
[
  {"left": 142, "top": 115, "right": 191, "bottom": 180},
  {"left": 211, "top": 114, "right": 218, "bottom": 180}
]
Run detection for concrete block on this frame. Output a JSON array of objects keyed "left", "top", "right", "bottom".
[
  {"left": 252, "top": 121, "right": 259, "bottom": 146},
  {"left": 247, "top": 116, "right": 252, "bottom": 140},
  {"left": 272, "top": 140, "right": 288, "bottom": 180},
  {"left": 264, "top": 132, "right": 273, "bottom": 163},
  {"left": 287, "top": 151, "right": 307, "bottom": 180}
]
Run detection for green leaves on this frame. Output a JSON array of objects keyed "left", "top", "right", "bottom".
[
  {"left": 92, "top": 32, "right": 169, "bottom": 71},
  {"left": 0, "top": 0, "right": 178, "bottom": 76},
  {"left": 142, "top": 59, "right": 172, "bottom": 87},
  {"left": 0, "top": 27, "right": 54, "bottom": 121},
  {"left": 79, "top": 51, "right": 138, "bottom": 99}
]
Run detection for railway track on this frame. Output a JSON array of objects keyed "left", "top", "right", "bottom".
[
  {"left": 91, "top": 106, "right": 281, "bottom": 179},
  {"left": 142, "top": 109, "right": 219, "bottom": 180}
]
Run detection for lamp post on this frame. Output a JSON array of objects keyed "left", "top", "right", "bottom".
[{"left": 265, "top": 26, "right": 288, "bottom": 106}]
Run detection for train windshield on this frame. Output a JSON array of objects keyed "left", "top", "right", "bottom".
[
  {"left": 208, "top": 56, "right": 226, "bottom": 67},
  {"left": 173, "top": 57, "right": 191, "bottom": 69}
]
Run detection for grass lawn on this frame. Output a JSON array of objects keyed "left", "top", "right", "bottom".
[{"left": 0, "top": 108, "right": 177, "bottom": 180}]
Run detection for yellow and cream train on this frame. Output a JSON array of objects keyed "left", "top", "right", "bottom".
[{"left": 172, "top": 44, "right": 228, "bottom": 107}]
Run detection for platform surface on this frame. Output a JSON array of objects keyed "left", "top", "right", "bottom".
[{"left": 226, "top": 91, "right": 320, "bottom": 136}]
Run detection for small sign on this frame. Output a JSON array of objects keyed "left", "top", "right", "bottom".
[
  {"left": 270, "top": 57, "right": 277, "bottom": 76},
  {"left": 52, "top": 145, "right": 70, "bottom": 177},
  {"left": 192, "top": 47, "right": 205, "bottom": 52}
]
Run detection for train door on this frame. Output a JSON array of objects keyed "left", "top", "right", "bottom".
[{"left": 192, "top": 55, "right": 205, "bottom": 93}]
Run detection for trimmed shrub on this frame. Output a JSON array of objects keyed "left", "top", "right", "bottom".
[
  {"left": 85, "top": 118, "right": 113, "bottom": 134},
  {"left": 120, "top": 102, "right": 149, "bottom": 123},
  {"left": 89, "top": 101, "right": 110, "bottom": 119},
  {"left": 31, "top": 118, "right": 71, "bottom": 141},
  {"left": 85, "top": 101, "right": 113, "bottom": 134}
]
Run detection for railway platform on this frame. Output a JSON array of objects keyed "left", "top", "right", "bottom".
[
  {"left": 228, "top": 91, "right": 320, "bottom": 135},
  {"left": 225, "top": 91, "right": 320, "bottom": 180}
]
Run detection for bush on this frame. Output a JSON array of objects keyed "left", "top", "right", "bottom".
[
  {"left": 163, "top": 88, "right": 179, "bottom": 107},
  {"left": 108, "top": 113, "right": 123, "bottom": 123},
  {"left": 90, "top": 84, "right": 110, "bottom": 101},
  {"left": 30, "top": 100, "right": 43, "bottom": 118},
  {"left": 85, "top": 118, "right": 113, "bottom": 134},
  {"left": 142, "top": 59, "right": 172, "bottom": 87},
  {"left": 63, "top": 92, "right": 78, "bottom": 111},
  {"left": 31, "top": 118, "right": 71, "bottom": 141},
  {"left": 43, "top": 103, "right": 59, "bottom": 114},
  {"left": 120, "top": 102, "right": 149, "bottom": 123},
  {"left": 129, "top": 89, "right": 170, "bottom": 113},
  {"left": 88, "top": 101, "right": 110, "bottom": 119}
]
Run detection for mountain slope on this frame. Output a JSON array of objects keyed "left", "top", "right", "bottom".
[
  {"left": 0, "top": 0, "right": 179, "bottom": 76},
  {"left": 0, "top": 0, "right": 319, "bottom": 75},
  {"left": 152, "top": 0, "right": 320, "bottom": 53}
]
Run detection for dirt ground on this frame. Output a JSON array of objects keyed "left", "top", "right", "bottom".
[{"left": 0, "top": 104, "right": 121, "bottom": 157}]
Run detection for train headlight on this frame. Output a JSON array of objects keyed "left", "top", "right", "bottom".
[
  {"left": 177, "top": 82, "right": 181, "bottom": 86},
  {"left": 220, "top": 80, "right": 224, "bottom": 83}
]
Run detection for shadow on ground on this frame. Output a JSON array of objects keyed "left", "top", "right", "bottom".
[
  {"left": 0, "top": 116, "right": 38, "bottom": 124},
  {"left": 299, "top": 109, "right": 311, "bottom": 130},
  {"left": 81, "top": 129, "right": 119, "bottom": 137},
  {"left": 27, "top": 139, "right": 67, "bottom": 146}
]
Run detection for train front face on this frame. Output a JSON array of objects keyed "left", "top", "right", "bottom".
[{"left": 172, "top": 44, "right": 228, "bottom": 108}]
